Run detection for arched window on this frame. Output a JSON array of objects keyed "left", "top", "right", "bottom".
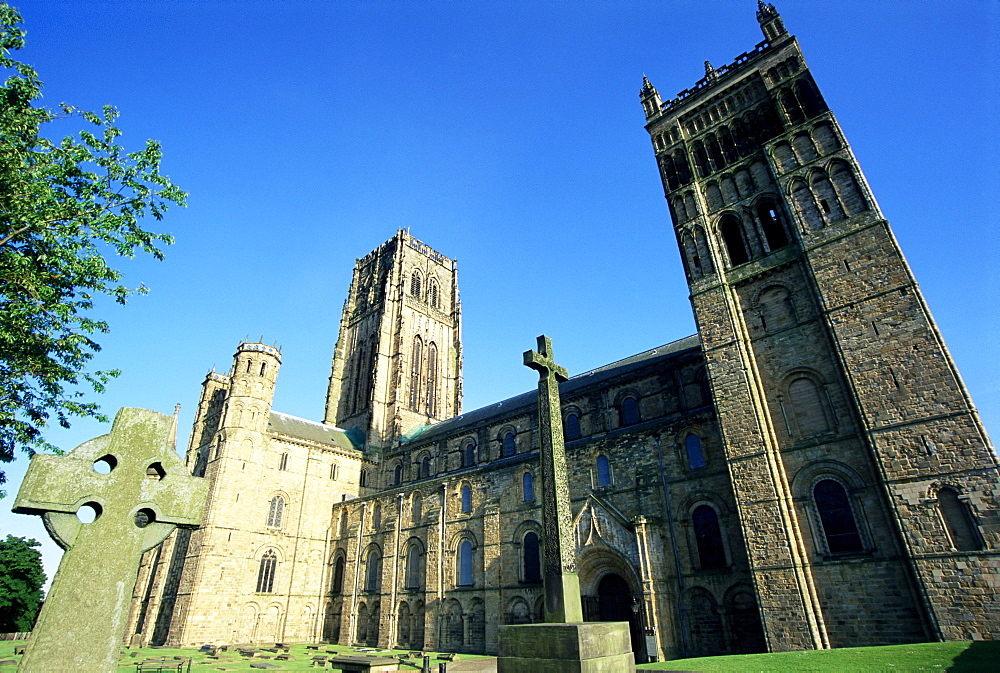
[
  {"left": 393, "top": 462, "right": 403, "bottom": 486},
  {"left": 791, "top": 132, "right": 818, "bottom": 164},
  {"left": 830, "top": 162, "right": 868, "bottom": 216},
  {"left": 405, "top": 543, "right": 424, "bottom": 589},
  {"left": 686, "top": 434, "right": 706, "bottom": 469},
  {"left": 278, "top": 452, "right": 289, "bottom": 471},
  {"left": 419, "top": 454, "right": 431, "bottom": 479},
  {"left": 812, "top": 122, "right": 840, "bottom": 154},
  {"left": 428, "top": 279, "right": 440, "bottom": 309},
  {"left": 522, "top": 472, "right": 534, "bottom": 502},
  {"left": 256, "top": 550, "right": 277, "bottom": 593},
  {"left": 461, "top": 440, "right": 476, "bottom": 468},
  {"left": 757, "top": 201, "right": 789, "bottom": 251},
  {"left": 267, "top": 496, "right": 284, "bottom": 528},
  {"left": 460, "top": 484, "right": 472, "bottom": 514},
  {"left": 411, "top": 493, "right": 422, "bottom": 523},
  {"left": 789, "top": 377, "right": 829, "bottom": 435},
  {"left": 330, "top": 462, "right": 338, "bottom": 480},
  {"left": 350, "top": 341, "right": 366, "bottom": 414},
  {"left": 719, "top": 216, "right": 750, "bottom": 266},
  {"left": 682, "top": 233, "right": 701, "bottom": 279},
  {"left": 772, "top": 141, "right": 798, "bottom": 172},
  {"left": 405, "top": 543, "right": 423, "bottom": 589},
  {"left": 794, "top": 78, "right": 827, "bottom": 118},
  {"left": 811, "top": 172, "right": 845, "bottom": 222},
  {"left": 259, "top": 362, "right": 267, "bottom": 377},
  {"left": 619, "top": 396, "right": 640, "bottom": 427},
  {"left": 692, "top": 142, "right": 710, "bottom": 178},
  {"left": 694, "top": 227, "right": 714, "bottom": 275},
  {"left": 410, "top": 271, "right": 422, "bottom": 299},
  {"left": 758, "top": 286, "right": 796, "bottom": 332},
  {"left": 674, "top": 149, "right": 692, "bottom": 184},
  {"left": 360, "top": 334, "right": 377, "bottom": 410},
  {"left": 564, "top": 412, "right": 581, "bottom": 441},
  {"left": 502, "top": 430, "right": 516, "bottom": 457},
  {"left": 457, "top": 539, "right": 474, "bottom": 586},
  {"left": 662, "top": 155, "right": 680, "bottom": 191},
  {"left": 779, "top": 88, "right": 805, "bottom": 126},
  {"left": 365, "top": 548, "right": 381, "bottom": 592},
  {"left": 372, "top": 503, "right": 382, "bottom": 530},
  {"left": 331, "top": 555, "right": 345, "bottom": 594},
  {"left": 790, "top": 179, "right": 824, "bottom": 231},
  {"left": 813, "top": 479, "right": 863, "bottom": 554},
  {"left": 339, "top": 510, "right": 349, "bottom": 536},
  {"left": 523, "top": 532, "right": 541, "bottom": 583},
  {"left": 426, "top": 342, "right": 438, "bottom": 417},
  {"left": 718, "top": 127, "right": 738, "bottom": 164},
  {"left": 360, "top": 469, "right": 369, "bottom": 488},
  {"left": 692, "top": 505, "right": 727, "bottom": 569},
  {"left": 937, "top": 487, "right": 983, "bottom": 551},
  {"left": 706, "top": 135, "right": 725, "bottom": 172},
  {"left": 409, "top": 336, "right": 423, "bottom": 411},
  {"left": 596, "top": 455, "right": 611, "bottom": 487}
]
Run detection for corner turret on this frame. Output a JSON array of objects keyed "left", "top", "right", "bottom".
[
  {"left": 756, "top": 1, "right": 787, "bottom": 41},
  {"left": 639, "top": 76, "right": 662, "bottom": 121}
]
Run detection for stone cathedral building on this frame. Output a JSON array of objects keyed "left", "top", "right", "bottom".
[{"left": 125, "top": 4, "right": 999, "bottom": 662}]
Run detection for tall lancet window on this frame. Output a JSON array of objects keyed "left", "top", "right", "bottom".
[
  {"left": 256, "top": 550, "right": 277, "bottom": 593},
  {"left": 409, "top": 336, "right": 423, "bottom": 411},
  {"left": 363, "top": 334, "right": 377, "bottom": 409},
  {"left": 351, "top": 340, "right": 366, "bottom": 415},
  {"left": 426, "top": 342, "right": 438, "bottom": 417}
]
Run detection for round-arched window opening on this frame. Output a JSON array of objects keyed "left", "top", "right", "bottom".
[
  {"left": 76, "top": 502, "right": 102, "bottom": 524},
  {"left": 92, "top": 455, "right": 118, "bottom": 474},
  {"left": 134, "top": 508, "right": 156, "bottom": 528}
]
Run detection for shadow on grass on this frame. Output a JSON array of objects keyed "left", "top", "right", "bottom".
[{"left": 947, "top": 640, "right": 1000, "bottom": 672}]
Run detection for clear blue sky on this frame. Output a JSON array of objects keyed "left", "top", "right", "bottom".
[{"left": 2, "top": 1, "right": 997, "bottom": 587}]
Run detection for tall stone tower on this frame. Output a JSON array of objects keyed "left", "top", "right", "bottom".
[
  {"left": 324, "top": 230, "right": 463, "bottom": 453},
  {"left": 642, "top": 2, "right": 998, "bottom": 649}
]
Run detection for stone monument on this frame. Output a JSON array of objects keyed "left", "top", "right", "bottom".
[
  {"left": 12, "top": 407, "right": 208, "bottom": 673},
  {"left": 497, "top": 336, "right": 635, "bottom": 672}
]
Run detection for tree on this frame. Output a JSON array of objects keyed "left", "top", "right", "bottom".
[
  {"left": 0, "top": 4, "right": 185, "bottom": 496},
  {"left": 0, "top": 535, "right": 46, "bottom": 632}
]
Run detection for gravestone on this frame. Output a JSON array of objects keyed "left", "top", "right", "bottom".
[
  {"left": 12, "top": 407, "right": 208, "bottom": 673},
  {"left": 497, "top": 336, "right": 635, "bottom": 672}
]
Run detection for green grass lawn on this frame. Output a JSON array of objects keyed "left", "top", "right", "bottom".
[
  {"left": 637, "top": 641, "right": 1000, "bottom": 672},
  {"left": 0, "top": 640, "right": 488, "bottom": 671},
  {"left": 2, "top": 639, "right": 996, "bottom": 671}
]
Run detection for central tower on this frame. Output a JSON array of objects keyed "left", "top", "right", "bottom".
[{"left": 324, "top": 231, "right": 462, "bottom": 453}]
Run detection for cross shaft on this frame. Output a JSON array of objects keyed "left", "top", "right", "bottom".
[{"left": 523, "top": 335, "right": 583, "bottom": 623}]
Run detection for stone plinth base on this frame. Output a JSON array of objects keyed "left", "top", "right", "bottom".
[{"left": 498, "top": 622, "right": 635, "bottom": 673}]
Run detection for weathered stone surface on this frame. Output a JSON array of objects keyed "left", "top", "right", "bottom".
[
  {"left": 523, "top": 335, "right": 582, "bottom": 624},
  {"left": 498, "top": 622, "right": 634, "bottom": 672},
  {"left": 13, "top": 407, "right": 207, "bottom": 673},
  {"left": 124, "top": 5, "right": 1000, "bottom": 663}
]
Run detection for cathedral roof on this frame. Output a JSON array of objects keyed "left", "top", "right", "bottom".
[
  {"left": 268, "top": 411, "right": 360, "bottom": 451},
  {"left": 402, "top": 334, "right": 701, "bottom": 444}
]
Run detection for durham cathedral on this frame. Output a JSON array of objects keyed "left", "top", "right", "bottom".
[{"left": 124, "top": 4, "right": 999, "bottom": 662}]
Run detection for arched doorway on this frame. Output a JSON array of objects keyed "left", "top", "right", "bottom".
[{"left": 595, "top": 573, "right": 646, "bottom": 663}]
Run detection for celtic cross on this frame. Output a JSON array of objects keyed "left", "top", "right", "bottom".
[
  {"left": 523, "top": 335, "right": 583, "bottom": 623},
  {"left": 13, "top": 407, "right": 208, "bottom": 672}
]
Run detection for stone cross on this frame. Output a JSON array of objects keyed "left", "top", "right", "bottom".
[
  {"left": 523, "top": 335, "right": 583, "bottom": 623},
  {"left": 12, "top": 407, "right": 208, "bottom": 673}
]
